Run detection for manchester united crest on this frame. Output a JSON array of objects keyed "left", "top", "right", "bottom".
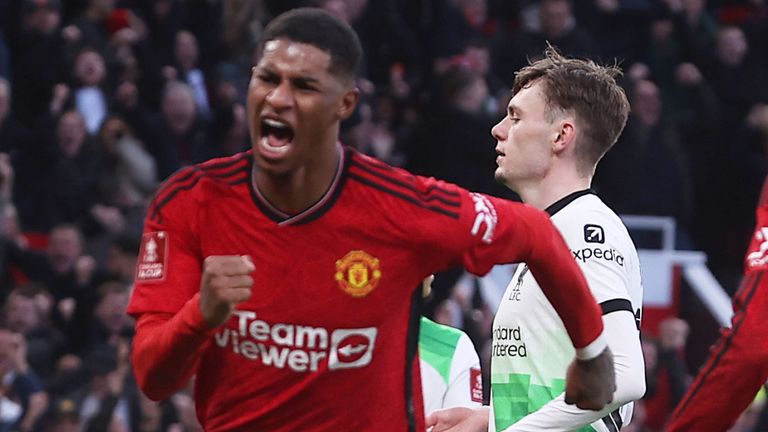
[{"left": 335, "top": 250, "right": 381, "bottom": 297}]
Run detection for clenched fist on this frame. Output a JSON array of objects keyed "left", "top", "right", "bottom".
[
  {"left": 199, "top": 255, "right": 255, "bottom": 328},
  {"left": 564, "top": 346, "right": 616, "bottom": 410}
]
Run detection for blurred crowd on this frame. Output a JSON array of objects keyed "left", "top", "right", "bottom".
[{"left": 0, "top": 0, "right": 767, "bottom": 430}]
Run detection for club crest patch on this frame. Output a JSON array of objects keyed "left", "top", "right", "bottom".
[
  {"left": 335, "top": 250, "right": 381, "bottom": 297},
  {"left": 136, "top": 231, "right": 168, "bottom": 281},
  {"left": 470, "top": 367, "right": 483, "bottom": 402}
]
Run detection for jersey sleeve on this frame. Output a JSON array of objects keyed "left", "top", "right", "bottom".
[
  {"left": 413, "top": 182, "right": 604, "bottom": 351},
  {"left": 127, "top": 168, "right": 203, "bottom": 317},
  {"left": 443, "top": 333, "right": 483, "bottom": 410}
]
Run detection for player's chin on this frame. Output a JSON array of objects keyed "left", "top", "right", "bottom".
[
  {"left": 253, "top": 149, "right": 292, "bottom": 175},
  {"left": 493, "top": 169, "right": 509, "bottom": 186}
]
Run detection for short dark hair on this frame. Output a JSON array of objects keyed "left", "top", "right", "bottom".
[
  {"left": 512, "top": 46, "right": 630, "bottom": 173},
  {"left": 260, "top": 7, "right": 362, "bottom": 82}
]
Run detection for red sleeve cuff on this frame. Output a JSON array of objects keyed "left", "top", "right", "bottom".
[{"left": 177, "top": 293, "right": 218, "bottom": 336}]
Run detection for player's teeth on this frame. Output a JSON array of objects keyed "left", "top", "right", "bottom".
[{"left": 264, "top": 118, "right": 289, "bottom": 129}]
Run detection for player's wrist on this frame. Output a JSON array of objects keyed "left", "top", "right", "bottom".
[
  {"left": 184, "top": 293, "right": 220, "bottom": 333},
  {"left": 575, "top": 332, "right": 608, "bottom": 361}
]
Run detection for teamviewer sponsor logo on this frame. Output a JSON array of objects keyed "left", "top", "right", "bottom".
[
  {"left": 584, "top": 224, "right": 605, "bottom": 244},
  {"left": 215, "top": 311, "right": 377, "bottom": 372}
]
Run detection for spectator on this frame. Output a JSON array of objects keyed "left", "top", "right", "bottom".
[
  {"left": 0, "top": 77, "right": 32, "bottom": 154},
  {"left": 97, "top": 116, "right": 157, "bottom": 211},
  {"left": 163, "top": 30, "right": 212, "bottom": 118},
  {"left": 104, "top": 234, "right": 140, "bottom": 286},
  {"left": 495, "top": 0, "right": 598, "bottom": 87},
  {"left": 595, "top": 79, "right": 693, "bottom": 229},
  {"left": 9, "top": 0, "right": 68, "bottom": 126},
  {"left": 406, "top": 64, "right": 507, "bottom": 197},
  {"left": 0, "top": 326, "right": 49, "bottom": 432},
  {"left": 118, "top": 80, "right": 213, "bottom": 180},
  {"left": 77, "top": 341, "right": 137, "bottom": 432},
  {"left": 87, "top": 281, "right": 133, "bottom": 349},
  {"left": 2, "top": 284, "right": 67, "bottom": 382},
  {"left": 46, "top": 397, "right": 81, "bottom": 432},
  {"left": 42, "top": 224, "right": 100, "bottom": 355},
  {"left": 703, "top": 26, "right": 767, "bottom": 129},
  {"left": 640, "top": 318, "right": 691, "bottom": 430},
  {"left": 70, "top": 47, "right": 110, "bottom": 135}
]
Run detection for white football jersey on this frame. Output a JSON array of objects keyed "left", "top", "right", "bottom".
[
  {"left": 489, "top": 191, "right": 643, "bottom": 432},
  {"left": 420, "top": 317, "right": 483, "bottom": 415}
]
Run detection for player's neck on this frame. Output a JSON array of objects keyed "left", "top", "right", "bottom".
[
  {"left": 253, "top": 144, "right": 342, "bottom": 215},
  {"left": 518, "top": 170, "right": 592, "bottom": 211}
]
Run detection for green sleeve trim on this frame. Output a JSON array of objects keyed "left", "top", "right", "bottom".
[{"left": 418, "top": 317, "right": 464, "bottom": 384}]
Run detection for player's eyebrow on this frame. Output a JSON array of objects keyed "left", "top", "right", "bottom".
[
  {"left": 508, "top": 104, "right": 521, "bottom": 117},
  {"left": 292, "top": 76, "right": 320, "bottom": 87}
]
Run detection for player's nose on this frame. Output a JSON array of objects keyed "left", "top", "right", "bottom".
[
  {"left": 266, "top": 81, "right": 294, "bottom": 110},
  {"left": 491, "top": 118, "right": 507, "bottom": 141}
]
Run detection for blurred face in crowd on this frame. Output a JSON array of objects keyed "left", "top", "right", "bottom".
[
  {"left": 175, "top": 30, "right": 200, "bottom": 70},
  {"left": 247, "top": 39, "right": 357, "bottom": 176},
  {"left": 0, "top": 79, "right": 10, "bottom": 124},
  {"left": 95, "top": 289, "right": 132, "bottom": 335},
  {"left": 717, "top": 27, "right": 748, "bottom": 67},
  {"left": 492, "top": 80, "right": 559, "bottom": 191},
  {"left": 682, "top": 0, "right": 705, "bottom": 16},
  {"left": 650, "top": 18, "right": 674, "bottom": 42},
  {"left": 458, "top": 0, "right": 487, "bottom": 28},
  {"left": 540, "top": 0, "right": 572, "bottom": 39},
  {"left": 47, "top": 226, "right": 83, "bottom": 274},
  {"left": 5, "top": 294, "right": 41, "bottom": 335},
  {"left": 463, "top": 46, "right": 490, "bottom": 76},
  {"left": 456, "top": 74, "right": 488, "bottom": 114},
  {"left": 632, "top": 80, "right": 661, "bottom": 127},
  {"left": 57, "top": 111, "right": 87, "bottom": 158},
  {"left": 24, "top": 1, "right": 61, "bottom": 35},
  {"left": 162, "top": 84, "right": 197, "bottom": 135},
  {"left": 74, "top": 49, "right": 107, "bottom": 87}
]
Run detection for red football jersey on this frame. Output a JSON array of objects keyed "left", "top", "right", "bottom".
[{"left": 128, "top": 146, "right": 601, "bottom": 431}]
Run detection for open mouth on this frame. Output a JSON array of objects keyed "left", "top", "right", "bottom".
[
  {"left": 260, "top": 118, "right": 295, "bottom": 155},
  {"left": 495, "top": 148, "right": 505, "bottom": 165}
]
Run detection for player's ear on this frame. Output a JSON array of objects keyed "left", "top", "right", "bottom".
[
  {"left": 553, "top": 121, "right": 575, "bottom": 154},
  {"left": 338, "top": 87, "right": 360, "bottom": 121}
]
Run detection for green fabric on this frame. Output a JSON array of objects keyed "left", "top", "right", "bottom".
[
  {"left": 418, "top": 317, "right": 463, "bottom": 385},
  {"left": 491, "top": 374, "right": 596, "bottom": 432}
]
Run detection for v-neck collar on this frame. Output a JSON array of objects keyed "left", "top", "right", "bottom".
[{"left": 249, "top": 144, "right": 350, "bottom": 226}]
